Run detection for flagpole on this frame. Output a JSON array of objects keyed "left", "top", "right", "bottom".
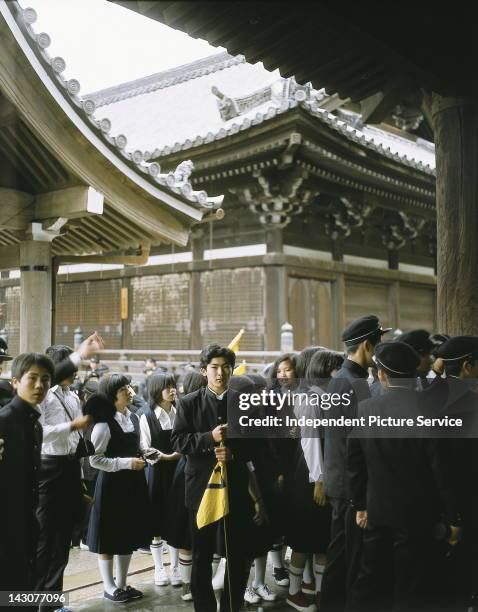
[{"left": 220, "top": 443, "right": 234, "bottom": 612}]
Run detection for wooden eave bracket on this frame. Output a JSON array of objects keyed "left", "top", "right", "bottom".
[{"left": 360, "top": 75, "right": 414, "bottom": 124}]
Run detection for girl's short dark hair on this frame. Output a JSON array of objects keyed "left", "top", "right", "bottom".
[
  {"left": 45, "top": 344, "right": 73, "bottom": 365},
  {"left": 83, "top": 392, "right": 116, "bottom": 422},
  {"left": 98, "top": 373, "right": 131, "bottom": 404},
  {"left": 305, "top": 350, "right": 345, "bottom": 383},
  {"left": 11, "top": 352, "right": 54, "bottom": 382},
  {"left": 182, "top": 371, "right": 206, "bottom": 396},
  {"left": 199, "top": 344, "right": 235, "bottom": 370},
  {"left": 148, "top": 372, "right": 177, "bottom": 408},
  {"left": 295, "top": 346, "right": 327, "bottom": 379},
  {"left": 268, "top": 353, "right": 297, "bottom": 381}
]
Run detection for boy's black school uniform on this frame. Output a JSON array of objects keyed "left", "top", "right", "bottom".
[
  {"left": 321, "top": 359, "right": 371, "bottom": 612},
  {"left": 0, "top": 396, "right": 42, "bottom": 594},
  {"left": 346, "top": 386, "right": 458, "bottom": 612},
  {"left": 171, "top": 386, "right": 254, "bottom": 612}
]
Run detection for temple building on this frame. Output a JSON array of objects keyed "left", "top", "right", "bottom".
[{"left": 0, "top": 6, "right": 438, "bottom": 353}]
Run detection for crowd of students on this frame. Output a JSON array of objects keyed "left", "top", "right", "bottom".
[{"left": 0, "top": 315, "right": 477, "bottom": 612}]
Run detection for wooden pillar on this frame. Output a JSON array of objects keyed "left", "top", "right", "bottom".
[
  {"left": 264, "top": 265, "right": 287, "bottom": 350},
  {"left": 388, "top": 249, "right": 399, "bottom": 270},
  {"left": 190, "top": 230, "right": 204, "bottom": 349},
  {"left": 265, "top": 227, "right": 283, "bottom": 253},
  {"left": 332, "top": 273, "right": 346, "bottom": 350},
  {"left": 331, "top": 237, "right": 344, "bottom": 262},
  {"left": 388, "top": 281, "right": 400, "bottom": 330},
  {"left": 432, "top": 95, "right": 478, "bottom": 334},
  {"left": 19, "top": 240, "right": 52, "bottom": 353}
]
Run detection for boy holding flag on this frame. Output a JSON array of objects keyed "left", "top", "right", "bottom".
[{"left": 172, "top": 343, "right": 265, "bottom": 612}]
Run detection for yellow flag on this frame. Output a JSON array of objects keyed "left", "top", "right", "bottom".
[
  {"left": 196, "top": 461, "right": 229, "bottom": 529},
  {"left": 233, "top": 360, "right": 247, "bottom": 376},
  {"left": 228, "top": 328, "right": 245, "bottom": 355}
]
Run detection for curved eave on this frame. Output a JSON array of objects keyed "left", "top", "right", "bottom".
[{"left": 0, "top": 1, "right": 204, "bottom": 247}]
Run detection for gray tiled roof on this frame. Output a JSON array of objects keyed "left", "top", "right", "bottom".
[
  {"left": 86, "top": 53, "right": 435, "bottom": 176},
  {"left": 15, "top": 5, "right": 220, "bottom": 210}
]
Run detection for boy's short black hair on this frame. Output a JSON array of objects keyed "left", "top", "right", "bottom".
[
  {"left": 11, "top": 352, "right": 55, "bottom": 382},
  {"left": 98, "top": 372, "right": 131, "bottom": 403},
  {"left": 199, "top": 344, "right": 235, "bottom": 370},
  {"left": 45, "top": 344, "right": 73, "bottom": 365}
]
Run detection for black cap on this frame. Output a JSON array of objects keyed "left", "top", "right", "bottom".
[
  {"left": 0, "top": 338, "right": 12, "bottom": 361},
  {"left": 375, "top": 341, "right": 421, "bottom": 376},
  {"left": 436, "top": 336, "right": 478, "bottom": 362},
  {"left": 342, "top": 315, "right": 392, "bottom": 346},
  {"left": 396, "top": 330, "right": 434, "bottom": 356}
]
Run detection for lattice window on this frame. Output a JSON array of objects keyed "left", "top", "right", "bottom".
[
  {"left": 200, "top": 268, "right": 265, "bottom": 350},
  {"left": 129, "top": 274, "right": 191, "bottom": 350}
]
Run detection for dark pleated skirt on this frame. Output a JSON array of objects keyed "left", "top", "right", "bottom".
[
  {"left": 146, "top": 458, "right": 178, "bottom": 536},
  {"left": 164, "top": 457, "right": 192, "bottom": 550},
  {"left": 283, "top": 442, "right": 331, "bottom": 553},
  {"left": 87, "top": 468, "right": 152, "bottom": 554}
]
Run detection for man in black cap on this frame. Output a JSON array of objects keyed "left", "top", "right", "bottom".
[
  {"left": 396, "top": 329, "right": 434, "bottom": 387},
  {"left": 434, "top": 336, "right": 478, "bottom": 611},
  {"left": 320, "top": 315, "right": 391, "bottom": 612},
  {"left": 347, "top": 341, "right": 460, "bottom": 612}
]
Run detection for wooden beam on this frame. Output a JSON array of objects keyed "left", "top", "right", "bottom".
[
  {"left": 0, "top": 244, "right": 19, "bottom": 269},
  {"left": 34, "top": 186, "right": 104, "bottom": 220},
  {"left": 360, "top": 75, "right": 413, "bottom": 123},
  {"left": 57, "top": 243, "right": 151, "bottom": 265},
  {"left": 0, "top": 187, "right": 33, "bottom": 230}
]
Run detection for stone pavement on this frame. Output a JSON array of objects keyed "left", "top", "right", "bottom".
[{"left": 64, "top": 549, "right": 294, "bottom": 611}]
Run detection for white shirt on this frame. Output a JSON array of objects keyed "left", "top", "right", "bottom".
[
  {"left": 89, "top": 409, "right": 135, "bottom": 472},
  {"left": 139, "top": 405, "right": 176, "bottom": 451},
  {"left": 294, "top": 386, "right": 324, "bottom": 483},
  {"left": 39, "top": 385, "right": 81, "bottom": 456}
]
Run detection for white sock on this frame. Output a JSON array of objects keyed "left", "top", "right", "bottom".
[
  {"left": 252, "top": 555, "right": 267, "bottom": 589},
  {"left": 212, "top": 553, "right": 221, "bottom": 576},
  {"left": 269, "top": 543, "right": 283, "bottom": 569},
  {"left": 314, "top": 562, "right": 325, "bottom": 593},
  {"left": 303, "top": 557, "right": 313, "bottom": 584},
  {"left": 288, "top": 563, "right": 304, "bottom": 596},
  {"left": 179, "top": 552, "right": 192, "bottom": 584},
  {"left": 114, "top": 554, "right": 132, "bottom": 589},
  {"left": 151, "top": 540, "right": 164, "bottom": 571},
  {"left": 169, "top": 545, "right": 179, "bottom": 569},
  {"left": 98, "top": 557, "right": 116, "bottom": 595}
]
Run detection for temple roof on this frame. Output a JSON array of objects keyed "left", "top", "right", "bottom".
[
  {"left": 8, "top": 3, "right": 221, "bottom": 213},
  {"left": 88, "top": 52, "right": 435, "bottom": 176}
]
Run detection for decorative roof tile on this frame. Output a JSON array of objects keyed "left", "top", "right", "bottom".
[{"left": 15, "top": 5, "right": 222, "bottom": 211}]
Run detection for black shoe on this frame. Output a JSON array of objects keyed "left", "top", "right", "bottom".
[
  {"left": 104, "top": 588, "right": 130, "bottom": 603},
  {"left": 124, "top": 586, "right": 143, "bottom": 600},
  {"left": 273, "top": 566, "right": 289, "bottom": 587}
]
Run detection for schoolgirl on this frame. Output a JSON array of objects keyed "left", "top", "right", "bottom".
[
  {"left": 85, "top": 374, "right": 152, "bottom": 603},
  {"left": 284, "top": 349, "right": 344, "bottom": 612},
  {"left": 139, "top": 373, "right": 182, "bottom": 588}
]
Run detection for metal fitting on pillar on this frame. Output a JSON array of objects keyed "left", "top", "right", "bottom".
[{"left": 280, "top": 322, "right": 294, "bottom": 353}]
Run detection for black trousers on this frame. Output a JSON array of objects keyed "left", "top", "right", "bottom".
[
  {"left": 35, "top": 456, "right": 81, "bottom": 605},
  {"left": 189, "top": 510, "right": 250, "bottom": 612},
  {"left": 347, "top": 524, "right": 436, "bottom": 612},
  {"left": 320, "top": 498, "right": 363, "bottom": 612}
]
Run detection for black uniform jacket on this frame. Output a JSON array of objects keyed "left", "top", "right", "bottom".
[
  {"left": 0, "top": 395, "right": 42, "bottom": 588},
  {"left": 347, "top": 387, "right": 457, "bottom": 529},
  {"left": 171, "top": 387, "right": 252, "bottom": 512},
  {"left": 323, "top": 359, "right": 371, "bottom": 500}
]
